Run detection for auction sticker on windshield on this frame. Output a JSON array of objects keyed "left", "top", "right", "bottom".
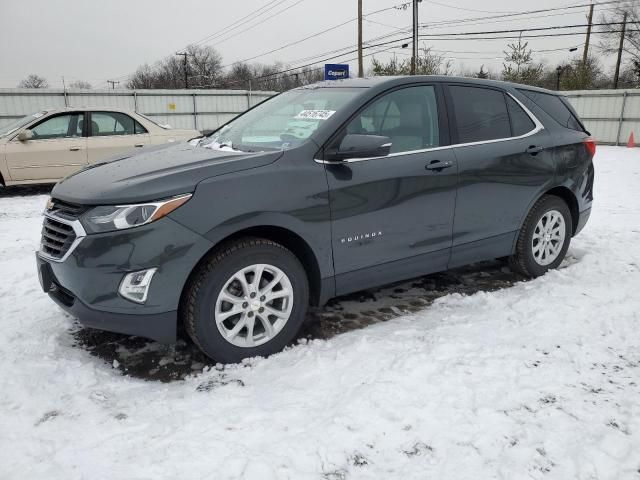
[{"left": 294, "top": 110, "right": 336, "bottom": 121}]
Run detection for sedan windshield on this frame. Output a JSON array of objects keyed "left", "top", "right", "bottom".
[
  {"left": 0, "top": 111, "right": 47, "bottom": 138},
  {"left": 200, "top": 88, "right": 358, "bottom": 152}
]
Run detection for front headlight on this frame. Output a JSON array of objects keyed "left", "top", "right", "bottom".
[{"left": 82, "top": 193, "right": 192, "bottom": 233}]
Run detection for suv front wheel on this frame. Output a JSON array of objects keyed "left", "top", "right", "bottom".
[
  {"left": 184, "top": 238, "right": 309, "bottom": 363},
  {"left": 509, "top": 195, "right": 573, "bottom": 277}
]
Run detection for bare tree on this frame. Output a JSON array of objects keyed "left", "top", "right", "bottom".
[
  {"left": 598, "top": 4, "right": 640, "bottom": 71},
  {"left": 68, "top": 80, "right": 92, "bottom": 89},
  {"left": 618, "top": 60, "right": 640, "bottom": 88},
  {"left": 559, "top": 55, "right": 607, "bottom": 90},
  {"left": 18, "top": 74, "right": 49, "bottom": 88},
  {"left": 127, "top": 45, "right": 223, "bottom": 89},
  {"left": 371, "top": 47, "right": 451, "bottom": 76}
]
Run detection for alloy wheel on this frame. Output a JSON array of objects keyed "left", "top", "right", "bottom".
[
  {"left": 214, "top": 264, "right": 294, "bottom": 347},
  {"left": 531, "top": 209, "right": 566, "bottom": 266}
]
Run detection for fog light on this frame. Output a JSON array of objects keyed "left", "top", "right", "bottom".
[{"left": 118, "top": 268, "right": 157, "bottom": 304}]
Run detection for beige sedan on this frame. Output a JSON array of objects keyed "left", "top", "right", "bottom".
[{"left": 0, "top": 108, "right": 200, "bottom": 186}]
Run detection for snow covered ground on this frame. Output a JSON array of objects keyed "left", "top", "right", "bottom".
[{"left": 1, "top": 146, "right": 639, "bottom": 479}]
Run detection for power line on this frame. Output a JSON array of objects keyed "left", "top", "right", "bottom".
[
  {"left": 204, "top": 0, "right": 307, "bottom": 48},
  {"left": 189, "top": 0, "right": 287, "bottom": 47},
  {"left": 259, "top": 21, "right": 624, "bottom": 73},
  {"left": 422, "top": 0, "right": 516, "bottom": 14},
  {"left": 222, "top": 1, "right": 414, "bottom": 67},
  {"left": 222, "top": 20, "right": 355, "bottom": 68}
]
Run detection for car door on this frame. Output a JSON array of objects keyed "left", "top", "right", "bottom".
[
  {"left": 444, "top": 84, "right": 555, "bottom": 268},
  {"left": 322, "top": 84, "right": 458, "bottom": 295},
  {"left": 5, "top": 112, "right": 87, "bottom": 181},
  {"left": 86, "top": 111, "right": 151, "bottom": 163}
]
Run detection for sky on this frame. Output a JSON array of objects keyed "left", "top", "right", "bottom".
[{"left": 0, "top": 0, "right": 628, "bottom": 89}]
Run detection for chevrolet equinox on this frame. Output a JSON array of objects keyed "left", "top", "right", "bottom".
[{"left": 36, "top": 76, "right": 595, "bottom": 363}]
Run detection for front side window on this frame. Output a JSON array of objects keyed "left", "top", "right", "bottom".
[
  {"left": 30, "top": 113, "right": 84, "bottom": 140},
  {"left": 344, "top": 85, "right": 440, "bottom": 154},
  {"left": 200, "top": 88, "right": 358, "bottom": 152},
  {"left": 449, "top": 86, "right": 511, "bottom": 144},
  {"left": 0, "top": 111, "right": 48, "bottom": 138},
  {"left": 89, "top": 112, "right": 146, "bottom": 136}
]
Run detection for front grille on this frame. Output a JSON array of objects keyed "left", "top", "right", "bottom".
[
  {"left": 41, "top": 217, "right": 77, "bottom": 260},
  {"left": 48, "top": 198, "right": 87, "bottom": 220}
]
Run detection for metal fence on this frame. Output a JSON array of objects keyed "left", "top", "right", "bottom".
[
  {"left": 0, "top": 87, "right": 638, "bottom": 144},
  {"left": 0, "top": 88, "right": 276, "bottom": 132},
  {"left": 563, "top": 89, "right": 640, "bottom": 145}
]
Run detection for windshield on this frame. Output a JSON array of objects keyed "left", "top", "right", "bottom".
[
  {"left": 200, "top": 87, "right": 358, "bottom": 152},
  {"left": 0, "top": 111, "right": 47, "bottom": 138}
]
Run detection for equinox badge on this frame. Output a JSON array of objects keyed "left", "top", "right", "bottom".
[{"left": 340, "top": 231, "right": 383, "bottom": 244}]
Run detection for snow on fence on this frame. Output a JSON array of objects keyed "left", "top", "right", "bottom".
[
  {"left": 0, "top": 88, "right": 276, "bottom": 133},
  {"left": 0, "top": 87, "right": 638, "bottom": 144}
]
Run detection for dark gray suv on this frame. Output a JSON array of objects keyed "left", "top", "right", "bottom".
[{"left": 36, "top": 76, "right": 595, "bottom": 363}]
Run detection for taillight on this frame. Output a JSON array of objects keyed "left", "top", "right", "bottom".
[{"left": 584, "top": 137, "right": 596, "bottom": 157}]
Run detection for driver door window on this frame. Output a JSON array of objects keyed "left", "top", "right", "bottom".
[
  {"left": 30, "top": 113, "right": 84, "bottom": 140},
  {"left": 344, "top": 85, "right": 440, "bottom": 154}
]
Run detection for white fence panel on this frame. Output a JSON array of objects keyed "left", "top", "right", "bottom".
[
  {"left": 0, "top": 88, "right": 277, "bottom": 133},
  {"left": 564, "top": 89, "right": 640, "bottom": 145}
]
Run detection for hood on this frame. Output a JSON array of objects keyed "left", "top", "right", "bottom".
[{"left": 52, "top": 142, "right": 281, "bottom": 205}]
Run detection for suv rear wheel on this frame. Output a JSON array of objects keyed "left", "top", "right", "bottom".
[
  {"left": 184, "top": 238, "right": 309, "bottom": 363},
  {"left": 509, "top": 195, "right": 572, "bottom": 277}
]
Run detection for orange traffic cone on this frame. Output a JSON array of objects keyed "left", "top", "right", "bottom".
[{"left": 627, "top": 131, "right": 635, "bottom": 148}]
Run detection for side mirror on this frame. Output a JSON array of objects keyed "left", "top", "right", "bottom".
[
  {"left": 17, "top": 130, "right": 33, "bottom": 142},
  {"left": 327, "top": 134, "right": 392, "bottom": 161}
]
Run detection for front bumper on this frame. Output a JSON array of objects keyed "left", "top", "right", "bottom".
[{"left": 36, "top": 215, "right": 213, "bottom": 343}]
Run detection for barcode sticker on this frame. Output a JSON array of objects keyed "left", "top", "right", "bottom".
[{"left": 294, "top": 110, "right": 336, "bottom": 121}]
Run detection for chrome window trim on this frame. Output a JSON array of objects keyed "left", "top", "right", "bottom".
[
  {"left": 37, "top": 211, "right": 87, "bottom": 263},
  {"left": 314, "top": 92, "right": 544, "bottom": 165}
]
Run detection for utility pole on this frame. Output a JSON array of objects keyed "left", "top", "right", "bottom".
[
  {"left": 411, "top": 0, "right": 419, "bottom": 75},
  {"left": 107, "top": 80, "right": 119, "bottom": 89},
  {"left": 357, "top": 0, "right": 363, "bottom": 78},
  {"left": 582, "top": 3, "right": 594, "bottom": 65},
  {"left": 613, "top": 11, "right": 627, "bottom": 89},
  {"left": 176, "top": 52, "right": 189, "bottom": 89}
]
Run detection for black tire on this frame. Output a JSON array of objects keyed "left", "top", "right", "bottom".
[
  {"left": 509, "top": 195, "right": 572, "bottom": 278},
  {"left": 183, "top": 237, "right": 309, "bottom": 363}
]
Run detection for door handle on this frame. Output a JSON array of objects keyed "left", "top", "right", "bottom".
[
  {"left": 69, "top": 147, "right": 81, "bottom": 151},
  {"left": 425, "top": 160, "right": 452, "bottom": 171},
  {"left": 134, "top": 143, "right": 145, "bottom": 148},
  {"left": 526, "top": 145, "right": 544, "bottom": 155}
]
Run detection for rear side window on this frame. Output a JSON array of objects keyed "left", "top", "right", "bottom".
[
  {"left": 518, "top": 89, "right": 583, "bottom": 131},
  {"left": 89, "top": 111, "right": 147, "bottom": 136},
  {"left": 506, "top": 95, "right": 536, "bottom": 136},
  {"left": 449, "top": 86, "right": 510, "bottom": 143}
]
